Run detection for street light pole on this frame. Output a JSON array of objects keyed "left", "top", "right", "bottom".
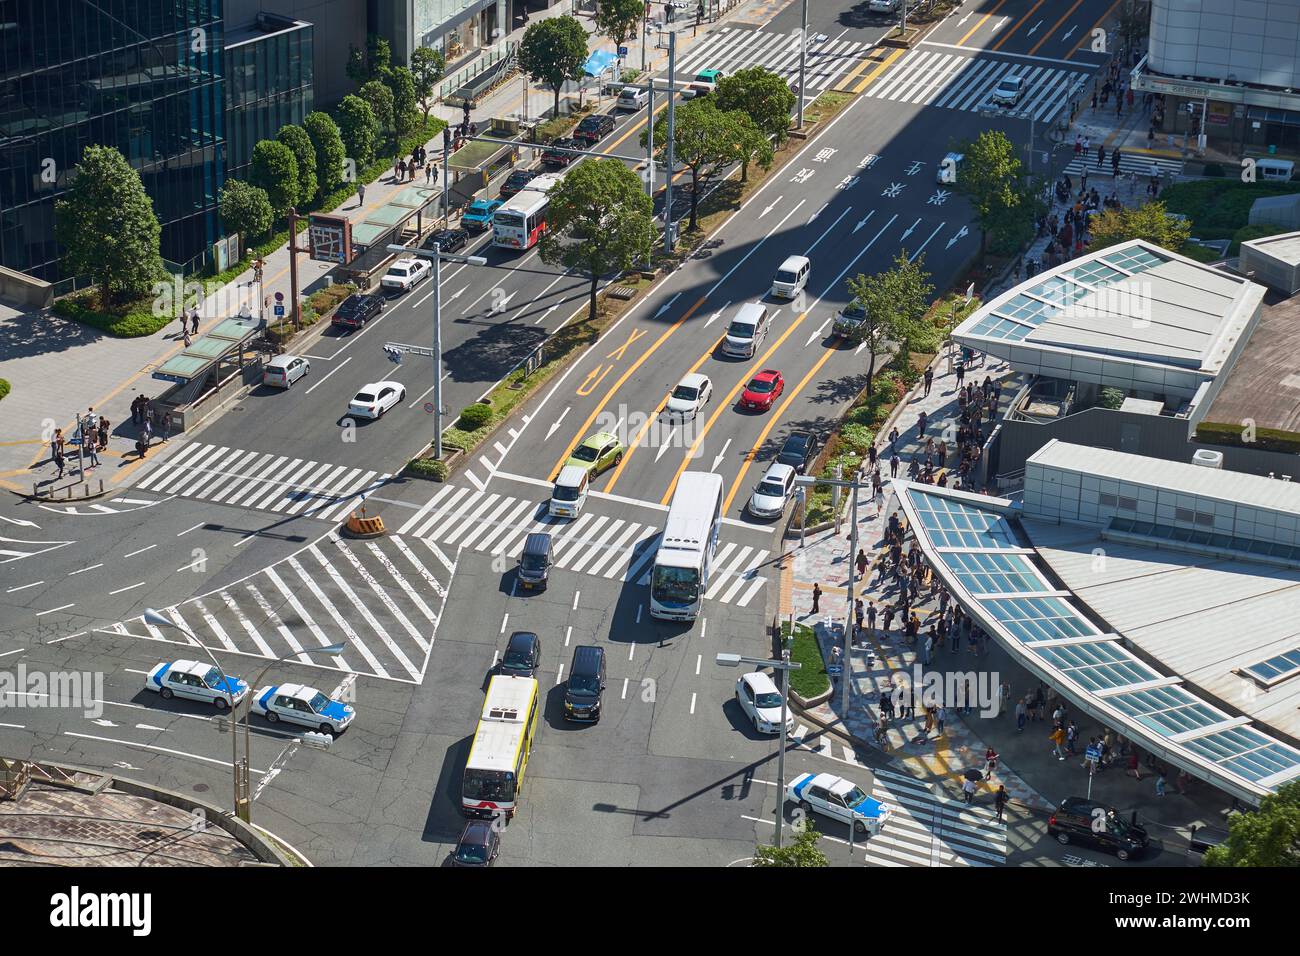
[
  {"left": 796, "top": 0, "right": 808, "bottom": 130},
  {"left": 434, "top": 243, "right": 443, "bottom": 460},
  {"left": 665, "top": 28, "right": 677, "bottom": 254}
]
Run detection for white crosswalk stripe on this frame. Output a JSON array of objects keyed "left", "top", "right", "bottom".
[
  {"left": 1058, "top": 152, "right": 1184, "bottom": 180},
  {"left": 403, "top": 484, "right": 770, "bottom": 607},
  {"left": 131, "top": 442, "right": 391, "bottom": 522},
  {"left": 863, "top": 770, "right": 1007, "bottom": 867},
  {"left": 866, "top": 49, "right": 1091, "bottom": 123},
  {"left": 672, "top": 28, "right": 871, "bottom": 96}
]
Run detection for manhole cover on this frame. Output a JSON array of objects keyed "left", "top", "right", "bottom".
[{"left": 192, "top": 783, "right": 209, "bottom": 793}]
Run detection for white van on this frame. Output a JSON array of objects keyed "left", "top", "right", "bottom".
[
  {"left": 550, "top": 464, "right": 590, "bottom": 518},
  {"left": 771, "top": 255, "right": 810, "bottom": 300},
  {"left": 1255, "top": 157, "right": 1294, "bottom": 182},
  {"left": 721, "top": 302, "right": 771, "bottom": 358}
]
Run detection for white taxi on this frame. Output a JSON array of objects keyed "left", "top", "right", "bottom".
[
  {"left": 735, "top": 671, "right": 792, "bottom": 735},
  {"left": 786, "top": 771, "right": 892, "bottom": 836},
  {"left": 380, "top": 256, "right": 431, "bottom": 293},
  {"left": 145, "top": 660, "right": 249, "bottom": 710},
  {"left": 250, "top": 683, "right": 355, "bottom": 734}
]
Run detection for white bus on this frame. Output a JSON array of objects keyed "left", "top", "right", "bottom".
[
  {"left": 461, "top": 674, "right": 540, "bottom": 819},
  {"left": 492, "top": 187, "right": 550, "bottom": 251},
  {"left": 650, "top": 471, "right": 724, "bottom": 621}
]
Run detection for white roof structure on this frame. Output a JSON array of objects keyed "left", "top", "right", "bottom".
[{"left": 952, "top": 240, "right": 1266, "bottom": 398}]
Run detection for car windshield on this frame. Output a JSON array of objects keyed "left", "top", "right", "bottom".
[
  {"left": 455, "top": 840, "right": 489, "bottom": 864},
  {"left": 201, "top": 667, "right": 222, "bottom": 688},
  {"left": 671, "top": 385, "right": 698, "bottom": 401},
  {"left": 727, "top": 321, "right": 755, "bottom": 338},
  {"left": 776, "top": 269, "right": 798, "bottom": 284},
  {"left": 781, "top": 438, "right": 809, "bottom": 458},
  {"left": 652, "top": 565, "right": 700, "bottom": 604},
  {"left": 552, "top": 484, "right": 579, "bottom": 501},
  {"left": 846, "top": 786, "right": 872, "bottom": 808},
  {"left": 520, "top": 553, "right": 547, "bottom": 571},
  {"left": 757, "top": 481, "right": 786, "bottom": 498},
  {"left": 571, "top": 444, "right": 599, "bottom": 462},
  {"left": 354, "top": 392, "right": 375, "bottom": 404},
  {"left": 569, "top": 674, "right": 600, "bottom": 695},
  {"left": 754, "top": 690, "right": 782, "bottom": 709},
  {"left": 308, "top": 692, "right": 330, "bottom": 713},
  {"left": 463, "top": 768, "right": 516, "bottom": 802},
  {"left": 747, "top": 378, "right": 774, "bottom": 393},
  {"left": 503, "top": 640, "right": 534, "bottom": 668}
]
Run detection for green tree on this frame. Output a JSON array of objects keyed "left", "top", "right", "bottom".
[
  {"left": 360, "top": 79, "right": 395, "bottom": 137},
  {"left": 410, "top": 46, "right": 446, "bottom": 124},
  {"left": 1087, "top": 200, "right": 1193, "bottom": 253},
  {"left": 54, "top": 145, "right": 163, "bottom": 306},
  {"left": 336, "top": 95, "right": 379, "bottom": 168},
  {"left": 540, "top": 159, "right": 655, "bottom": 323},
  {"left": 276, "top": 124, "right": 318, "bottom": 208},
  {"left": 716, "top": 66, "right": 796, "bottom": 145},
  {"left": 752, "top": 825, "right": 829, "bottom": 867},
  {"left": 250, "top": 139, "right": 299, "bottom": 217},
  {"left": 595, "top": 0, "right": 643, "bottom": 80},
  {"left": 304, "top": 111, "right": 347, "bottom": 196},
  {"left": 846, "top": 251, "right": 933, "bottom": 397},
  {"left": 218, "top": 179, "right": 273, "bottom": 253},
  {"left": 346, "top": 34, "right": 393, "bottom": 87},
  {"left": 644, "top": 98, "right": 741, "bottom": 231},
  {"left": 1204, "top": 781, "right": 1300, "bottom": 867},
  {"left": 519, "top": 16, "right": 589, "bottom": 117},
  {"left": 388, "top": 66, "right": 420, "bottom": 140},
  {"left": 954, "top": 129, "right": 1035, "bottom": 255},
  {"left": 730, "top": 110, "right": 774, "bottom": 182}
]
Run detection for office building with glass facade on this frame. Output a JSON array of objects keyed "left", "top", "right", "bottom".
[
  {"left": 223, "top": 12, "right": 313, "bottom": 183},
  {"left": 0, "top": 0, "right": 226, "bottom": 281}
]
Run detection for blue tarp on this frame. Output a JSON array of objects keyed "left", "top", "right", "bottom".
[{"left": 583, "top": 49, "right": 617, "bottom": 77}]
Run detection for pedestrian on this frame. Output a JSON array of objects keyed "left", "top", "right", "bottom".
[
  {"left": 923, "top": 366, "right": 933, "bottom": 397},
  {"left": 1015, "top": 697, "right": 1027, "bottom": 732},
  {"left": 191, "top": 307, "right": 200, "bottom": 336},
  {"left": 888, "top": 426, "right": 899, "bottom": 448},
  {"left": 1111, "top": 149, "right": 1121, "bottom": 176},
  {"left": 890, "top": 453, "right": 900, "bottom": 478},
  {"left": 810, "top": 582, "right": 822, "bottom": 615},
  {"left": 52, "top": 432, "right": 65, "bottom": 479},
  {"left": 954, "top": 359, "right": 965, "bottom": 387},
  {"left": 1050, "top": 725, "right": 1067, "bottom": 759},
  {"left": 1082, "top": 135, "right": 1090, "bottom": 155},
  {"left": 854, "top": 598, "right": 865, "bottom": 635},
  {"left": 1126, "top": 751, "right": 1143, "bottom": 781},
  {"left": 881, "top": 604, "right": 895, "bottom": 636},
  {"left": 1073, "top": 133, "right": 1082, "bottom": 156},
  {"left": 183, "top": 325, "right": 192, "bottom": 347},
  {"left": 855, "top": 547, "right": 868, "bottom": 580},
  {"left": 177, "top": 311, "right": 187, "bottom": 336},
  {"left": 1090, "top": 91, "right": 1098, "bottom": 111},
  {"left": 962, "top": 777, "right": 976, "bottom": 804},
  {"left": 141, "top": 416, "right": 153, "bottom": 448},
  {"left": 1155, "top": 771, "right": 1167, "bottom": 797},
  {"left": 984, "top": 746, "right": 998, "bottom": 777},
  {"left": 917, "top": 410, "right": 928, "bottom": 436},
  {"left": 357, "top": 182, "right": 366, "bottom": 205},
  {"left": 1176, "top": 770, "right": 1190, "bottom": 795},
  {"left": 1066, "top": 720, "right": 1078, "bottom": 755},
  {"left": 994, "top": 785, "right": 1008, "bottom": 820},
  {"left": 130, "top": 396, "right": 141, "bottom": 425},
  {"left": 923, "top": 707, "right": 935, "bottom": 735},
  {"left": 425, "top": 162, "right": 433, "bottom": 183},
  {"left": 84, "top": 429, "right": 99, "bottom": 468},
  {"left": 97, "top": 417, "right": 108, "bottom": 451},
  {"left": 1097, "top": 144, "right": 1105, "bottom": 169},
  {"left": 936, "top": 705, "right": 946, "bottom": 735}
]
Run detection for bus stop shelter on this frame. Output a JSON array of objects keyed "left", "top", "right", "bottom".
[
  {"left": 150, "top": 316, "right": 263, "bottom": 429},
  {"left": 340, "top": 186, "right": 441, "bottom": 284}
]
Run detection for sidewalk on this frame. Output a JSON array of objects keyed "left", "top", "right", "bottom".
[{"left": 0, "top": 0, "right": 749, "bottom": 498}]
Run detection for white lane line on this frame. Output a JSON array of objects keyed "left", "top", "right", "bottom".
[
  {"left": 67, "top": 563, "right": 103, "bottom": 576},
  {"left": 690, "top": 692, "right": 697, "bottom": 715},
  {"left": 219, "top": 589, "right": 276, "bottom": 658},
  {"left": 177, "top": 522, "right": 205, "bottom": 537},
  {"left": 500, "top": 613, "right": 509, "bottom": 634},
  {"left": 695, "top": 654, "right": 701, "bottom": 676},
  {"left": 621, "top": 678, "right": 628, "bottom": 699},
  {"left": 287, "top": 556, "right": 388, "bottom": 679},
  {"left": 565, "top": 625, "right": 572, "bottom": 647},
  {"left": 123, "top": 545, "right": 157, "bottom": 558},
  {"left": 0, "top": 648, "right": 24, "bottom": 659},
  {"left": 36, "top": 603, "right": 74, "bottom": 616},
  {"left": 7, "top": 581, "right": 43, "bottom": 593},
  {"left": 63, "top": 732, "right": 267, "bottom": 774},
  {"left": 303, "top": 355, "right": 352, "bottom": 395},
  {"left": 572, "top": 590, "right": 580, "bottom": 610}
]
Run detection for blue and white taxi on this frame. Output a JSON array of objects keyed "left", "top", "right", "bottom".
[
  {"left": 250, "top": 683, "right": 355, "bottom": 734},
  {"left": 786, "top": 772, "right": 892, "bottom": 836},
  {"left": 145, "top": 660, "right": 249, "bottom": 710}
]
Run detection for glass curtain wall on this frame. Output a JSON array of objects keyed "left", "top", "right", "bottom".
[{"left": 224, "top": 18, "right": 313, "bottom": 184}]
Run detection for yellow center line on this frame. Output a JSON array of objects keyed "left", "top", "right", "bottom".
[
  {"left": 721, "top": 342, "right": 838, "bottom": 516},
  {"left": 850, "top": 46, "right": 907, "bottom": 95},
  {"left": 660, "top": 311, "right": 808, "bottom": 506},
  {"left": 1028, "top": 0, "right": 1084, "bottom": 58},
  {"left": 548, "top": 296, "right": 708, "bottom": 480},
  {"left": 991, "top": 0, "right": 1046, "bottom": 52},
  {"left": 956, "top": 0, "right": 1007, "bottom": 46}
]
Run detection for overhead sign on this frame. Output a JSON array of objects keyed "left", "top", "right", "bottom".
[{"left": 307, "top": 213, "right": 354, "bottom": 264}]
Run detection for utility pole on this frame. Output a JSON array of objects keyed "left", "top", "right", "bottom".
[
  {"left": 665, "top": 28, "right": 677, "bottom": 254},
  {"left": 796, "top": 0, "right": 809, "bottom": 129},
  {"left": 433, "top": 245, "right": 443, "bottom": 460},
  {"left": 287, "top": 207, "right": 302, "bottom": 330}
]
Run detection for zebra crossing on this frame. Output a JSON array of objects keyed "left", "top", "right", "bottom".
[
  {"left": 396, "top": 484, "right": 770, "bottom": 607},
  {"left": 863, "top": 767, "right": 1007, "bottom": 867},
  {"left": 672, "top": 28, "right": 871, "bottom": 96},
  {"left": 106, "top": 531, "right": 453, "bottom": 683},
  {"left": 862, "top": 49, "right": 1091, "bottom": 123},
  {"left": 1059, "top": 152, "right": 1184, "bottom": 180},
  {"left": 131, "top": 442, "right": 392, "bottom": 523}
]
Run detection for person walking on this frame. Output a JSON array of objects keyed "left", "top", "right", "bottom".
[
  {"left": 810, "top": 582, "right": 822, "bottom": 615},
  {"left": 52, "top": 429, "right": 66, "bottom": 479},
  {"left": 1016, "top": 697, "right": 1027, "bottom": 733},
  {"left": 994, "top": 785, "right": 1008, "bottom": 821},
  {"left": 936, "top": 705, "right": 947, "bottom": 736},
  {"left": 890, "top": 453, "right": 900, "bottom": 478},
  {"left": 1126, "top": 750, "right": 1143, "bottom": 781},
  {"left": 984, "top": 746, "right": 998, "bottom": 778},
  {"left": 182, "top": 324, "right": 192, "bottom": 348},
  {"left": 1097, "top": 144, "right": 1105, "bottom": 169},
  {"left": 1155, "top": 771, "right": 1167, "bottom": 797},
  {"left": 357, "top": 182, "right": 366, "bottom": 206},
  {"left": 866, "top": 600, "right": 877, "bottom": 638},
  {"left": 917, "top": 410, "right": 928, "bottom": 437},
  {"left": 855, "top": 548, "right": 868, "bottom": 581},
  {"left": 1111, "top": 149, "right": 1121, "bottom": 176},
  {"left": 190, "top": 307, "right": 200, "bottom": 336},
  {"left": 96, "top": 416, "right": 109, "bottom": 451},
  {"left": 923, "top": 366, "right": 933, "bottom": 397},
  {"left": 854, "top": 598, "right": 865, "bottom": 641},
  {"left": 962, "top": 777, "right": 977, "bottom": 804},
  {"left": 1050, "top": 724, "right": 1067, "bottom": 759}
]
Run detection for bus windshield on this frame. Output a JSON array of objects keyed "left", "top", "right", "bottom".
[
  {"left": 652, "top": 565, "right": 700, "bottom": 604},
  {"left": 463, "top": 769, "right": 516, "bottom": 802}
]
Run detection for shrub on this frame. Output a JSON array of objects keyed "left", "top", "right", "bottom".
[
  {"left": 0, "top": 379, "right": 9, "bottom": 402},
  {"left": 457, "top": 402, "right": 494, "bottom": 430},
  {"left": 408, "top": 457, "right": 449, "bottom": 481},
  {"left": 845, "top": 405, "right": 877, "bottom": 427},
  {"left": 52, "top": 291, "right": 170, "bottom": 338},
  {"left": 1099, "top": 386, "right": 1125, "bottom": 410},
  {"left": 839, "top": 423, "right": 875, "bottom": 454}
]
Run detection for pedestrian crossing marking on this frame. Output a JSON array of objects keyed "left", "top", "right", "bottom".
[
  {"left": 671, "top": 28, "right": 871, "bottom": 97},
  {"left": 132, "top": 442, "right": 391, "bottom": 522},
  {"left": 863, "top": 49, "right": 1091, "bottom": 123},
  {"left": 863, "top": 773, "right": 1007, "bottom": 868},
  {"left": 1058, "top": 152, "right": 1183, "bottom": 180}
]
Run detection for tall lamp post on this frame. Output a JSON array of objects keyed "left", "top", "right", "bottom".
[
  {"left": 796, "top": 0, "right": 809, "bottom": 129},
  {"left": 716, "top": 652, "right": 800, "bottom": 849},
  {"left": 144, "top": 609, "right": 344, "bottom": 823},
  {"left": 386, "top": 243, "right": 488, "bottom": 460}
]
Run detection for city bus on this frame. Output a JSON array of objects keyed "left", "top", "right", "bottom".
[
  {"left": 461, "top": 674, "right": 540, "bottom": 819},
  {"left": 492, "top": 187, "right": 549, "bottom": 251},
  {"left": 649, "top": 471, "right": 724, "bottom": 621}
]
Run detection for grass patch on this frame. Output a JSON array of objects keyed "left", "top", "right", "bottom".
[
  {"left": 1161, "top": 179, "right": 1300, "bottom": 240},
  {"left": 783, "top": 621, "right": 831, "bottom": 699},
  {"left": 0, "top": 378, "right": 9, "bottom": 402},
  {"left": 51, "top": 290, "right": 172, "bottom": 338},
  {"left": 1195, "top": 420, "right": 1300, "bottom": 454},
  {"left": 407, "top": 457, "right": 449, "bottom": 481},
  {"left": 804, "top": 91, "right": 851, "bottom": 125}
]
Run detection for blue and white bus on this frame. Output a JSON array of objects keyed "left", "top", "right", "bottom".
[{"left": 650, "top": 471, "right": 724, "bottom": 621}]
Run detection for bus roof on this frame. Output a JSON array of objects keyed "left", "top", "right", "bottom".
[
  {"left": 482, "top": 674, "right": 537, "bottom": 721},
  {"left": 495, "top": 188, "right": 549, "bottom": 217},
  {"left": 660, "top": 472, "right": 723, "bottom": 553},
  {"left": 466, "top": 719, "right": 527, "bottom": 773},
  {"left": 525, "top": 172, "right": 566, "bottom": 194}
]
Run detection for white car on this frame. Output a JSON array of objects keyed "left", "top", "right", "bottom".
[
  {"left": 381, "top": 256, "right": 431, "bottom": 293},
  {"left": 617, "top": 85, "right": 649, "bottom": 110},
  {"left": 665, "top": 372, "right": 713, "bottom": 419},
  {"left": 263, "top": 354, "right": 309, "bottom": 388},
  {"left": 145, "top": 660, "right": 249, "bottom": 710},
  {"left": 786, "top": 772, "right": 892, "bottom": 836},
  {"left": 251, "top": 683, "right": 355, "bottom": 734},
  {"left": 348, "top": 380, "right": 405, "bottom": 419},
  {"left": 735, "top": 671, "right": 793, "bottom": 735},
  {"left": 748, "top": 461, "right": 796, "bottom": 518},
  {"left": 991, "top": 75, "right": 1024, "bottom": 107},
  {"left": 869, "top": 0, "right": 899, "bottom": 13}
]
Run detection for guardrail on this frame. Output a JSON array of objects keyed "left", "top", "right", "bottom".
[{"left": 439, "top": 41, "right": 518, "bottom": 106}]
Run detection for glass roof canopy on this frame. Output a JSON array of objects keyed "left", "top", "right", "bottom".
[{"left": 898, "top": 485, "right": 1300, "bottom": 803}]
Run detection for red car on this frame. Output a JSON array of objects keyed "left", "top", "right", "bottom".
[{"left": 740, "top": 369, "right": 784, "bottom": 411}]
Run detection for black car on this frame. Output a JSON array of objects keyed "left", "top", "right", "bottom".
[
  {"left": 543, "top": 137, "right": 581, "bottom": 167},
  {"left": 573, "top": 112, "right": 615, "bottom": 144},
  {"left": 451, "top": 819, "right": 500, "bottom": 867},
  {"left": 331, "top": 292, "right": 385, "bottom": 331},
  {"left": 500, "top": 168, "right": 538, "bottom": 198},
  {"left": 1048, "top": 797, "right": 1150, "bottom": 861},
  {"left": 776, "top": 431, "right": 820, "bottom": 474},
  {"left": 563, "top": 645, "right": 606, "bottom": 723},
  {"left": 422, "top": 228, "right": 468, "bottom": 254},
  {"left": 500, "top": 630, "right": 541, "bottom": 678}
]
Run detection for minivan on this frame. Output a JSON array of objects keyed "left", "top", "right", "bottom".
[
  {"left": 263, "top": 354, "right": 309, "bottom": 388},
  {"left": 771, "top": 255, "right": 810, "bottom": 299},
  {"left": 517, "top": 533, "right": 552, "bottom": 590},
  {"left": 563, "top": 645, "right": 606, "bottom": 722},
  {"left": 1255, "top": 157, "right": 1295, "bottom": 182},
  {"left": 618, "top": 85, "right": 649, "bottom": 110},
  {"left": 549, "top": 464, "right": 590, "bottom": 518},
  {"left": 721, "top": 303, "right": 771, "bottom": 358},
  {"left": 1048, "top": 797, "right": 1150, "bottom": 861}
]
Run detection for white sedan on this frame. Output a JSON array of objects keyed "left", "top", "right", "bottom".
[
  {"left": 380, "top": 256, "right": 431, "bottom": 293},
  {"left": 786, "top": 772, "right": 892, "bottom": 836},
  {"left": 748, "top": 461, "right": 796, "bottom": 518},
  {"left": 348, "top": 380, "right": 405, "bottom": 419},
  {"left": 145, "top": 660, "right": 249, "bottom": 710},
  {"left": 251, "top": 683, "right": 355, "bottom": 734},
  {"left": 665, "top": 372, "right": 712, "bottom": 419},
  {"left": 990, "top": 75, "right": 1024, "bottom": 107},
  {"left": 735, "top": 671, "right": 792, "bottom": 735}
]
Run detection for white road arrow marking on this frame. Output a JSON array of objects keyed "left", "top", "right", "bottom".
[
  {"left": 91, "top": 718, "right": 117, "bottom": 728},
  {"left": 1063, "top": 25, "right": 1078, "bottom": 40},
  {"left": 711, "top": 438, "right": 732, "bottom": 473},
  {"left": 946, "top": 224, "right": 970, "bottom": 249},
  {"left": 447, "top": 286, "right": 467, "bottom": 301},
  {"left": 534, "top": 303, "right": 560, "bottom": 325},
  {"left": 655, "top": 292, "right": 682, "bottom": 319},
  {"left": 993, "top": 16, "right": 1009, "bottom": 32},
  {"left": 492, "top": 291, "right": 518, "bottom": 314},
  {"left": 910, "top": 222, "right": 945, "bottom": 260},
  {"left": 806, "top": 317, "right": 832, "bottom": 347},
  {"left": 901, "top": 217, "right": 920, "bottom": 241},
  {"left": 655, "top": 426, "right": 679, "bottom": 462},
  {"left": 1027, "top": 19, "right": 1043, "bottom": 36},
  {"left": 852, "top": 210, "right": 876, "bottom": 234},
  {"left": 0, "top": 515, "right": 38, "bottom": 528},
  {"left": 855, "top": 339, "right": 871, "bottom": 356},
  {"left": 545, "top": 407, "right": 572, "bottom": 442},
  {"left": 958, "top": 12, "right": 971, "bottom": 26},
  {"left": 759, "top": 196, "right": 783, "bottom": 218},
  {"left": 135, "top": 723, "right": 167, "bottom": 732},
  {"left": 808, "top": 202, "right": 828, "bottom": 223}
]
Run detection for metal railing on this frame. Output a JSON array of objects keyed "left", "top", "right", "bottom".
[{"left": 438, "top": 41, "right": 518, "bottom": 105}]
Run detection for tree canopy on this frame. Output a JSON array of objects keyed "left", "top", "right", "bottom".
[
  {"left": 954, "top": 129, "right": 1038, "bottom": 255},
  {"left": 1204, "top": 781, "right": 1300, "bottom": 867},
  {"left": 1087, "top": 200, "right": 1193, "bottom": 253},
  {"left": 716, "top": 66, "right": 796, "bottom": 145},
  {"left": 519, "top": 16, "right": 589, "bottom": 115},
  {"left": 752, "top": 825, "right": 829, "bottom": 867},
  {"left": 304, "top": 111, "right": 347, "bottom": 197},
  {"left": 346, "top": 34, "right": 392, "bottom": 87},
  {"left": 846, "top": 251, "right": 934, "bottom": 396},
  {"left": 218, "top": 179, "right": 273, "bottom": 252},
  {"left": 360, "top": 79, "right": 395, "bottom": 137},
  {"left": 336, "top": 95, "right": 380, "bottom": 168},
  {"left": 276, "top": 124, "right": 317, "bottom": 208},
  {"left": 410, "top": 46, "right": 446, "bottom": 123},
  {"left": 645, "top": 97, "right": 745, "bottom": 230},
  {"left": 250, "top": 139, "right": 299, "bottom": 217}
]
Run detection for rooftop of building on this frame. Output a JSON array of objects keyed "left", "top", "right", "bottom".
[
  {"left": 1199, "top": 286, "right": 1300, "bottom": 436},
  {"left": 225, "top": 11, "right": 309, "bottom": 47}
]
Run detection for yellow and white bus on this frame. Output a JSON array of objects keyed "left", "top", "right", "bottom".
[{"left": 461, "top": 674, "right": 540, "bottom": 819}]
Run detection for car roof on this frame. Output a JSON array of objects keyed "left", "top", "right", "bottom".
[
  {"left": 460, "top": 819, "right": 493, "bottom": 841},
  {"left": 555, "top": 464, "right": 588, "bottom": 486},
  {"left": 361, "top": 380, "right": 401, "bottom": 390},
  {"left": 779, "top": 254, "right": 809, "bottom": 269},
  {"left": 582, "top": 431, "right": 617, "bottom": 446},
  {"left": 266, "top": 354, "right": 301, "bottom": 369},
  {"left": 507, "top": 630, "right": 538, "bottom": 647},
  {"left": 677, "top": 372, "right": 708, "bottom": 389},
  {"left": 807, "top": 772, "right": 849, "bottom": 792},
  {"left": 742, "top": 671, "right": 779, "bottom": 694},
  {"left": 391, "top": 257, "right": 420, "bottom": 268},
  {"left": 751, "top": 368, "right": 780, "bottom": 381},
  {"left": 274, "top": 683, "right": 317, "bottom": 701},
  {"left": 762, "top": 462, "right": 796, "bottom": 482},
  {"left": 170, "top": 660, "right": 210, "bottom": 676}
]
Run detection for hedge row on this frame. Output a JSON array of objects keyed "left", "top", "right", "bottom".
[
  {"left": 1194, "top": 420, "right": 1300, "bottom": 455},
  {"left": 0, "top": 378, "right": 9, "bottom": 402}
]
